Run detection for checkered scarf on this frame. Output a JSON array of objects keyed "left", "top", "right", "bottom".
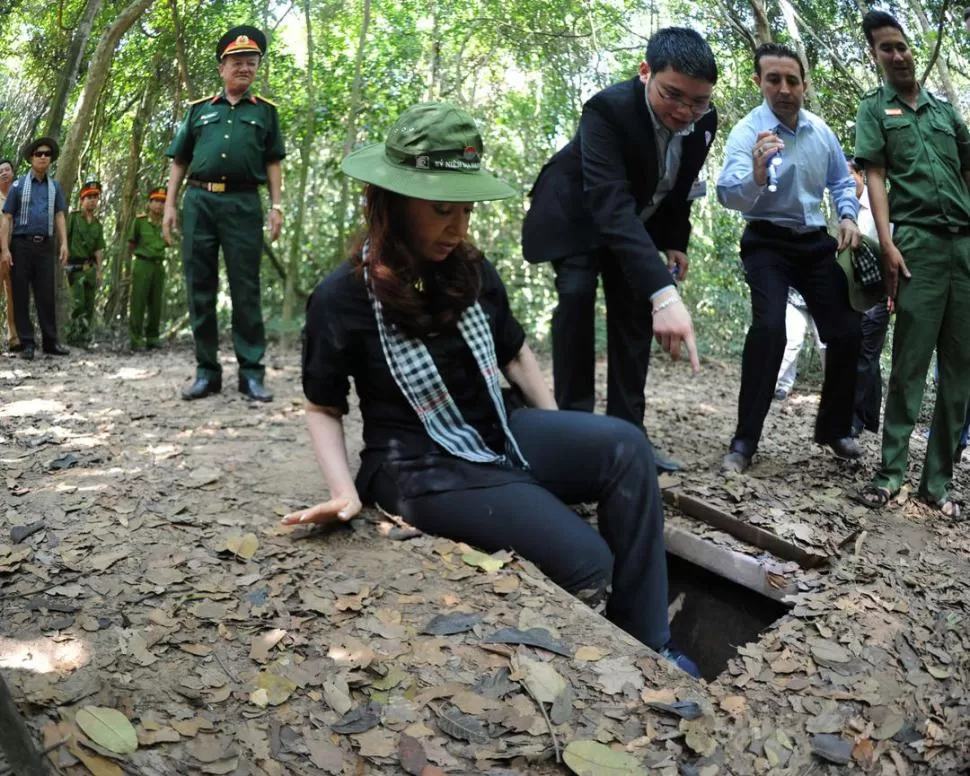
[
  {"left": 362, "top": 240, "right": 528, "bottom": 469},
  {"left": 17, "top": 174, "right": 56, "bottom": 237},
  {"left": 852, "top": 239, "right": 883, "bottom": 287}
]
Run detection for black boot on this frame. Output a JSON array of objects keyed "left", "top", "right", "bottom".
[
  {"left": 181, "top": 376, "right": 222, "bottom": 400},
  {"left": 239, "top": 377, "right": 273, "bottom": 402}
]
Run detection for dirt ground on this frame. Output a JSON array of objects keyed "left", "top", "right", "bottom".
[{"left": 1, "top": 343, "right": 968, "bottom": 775}]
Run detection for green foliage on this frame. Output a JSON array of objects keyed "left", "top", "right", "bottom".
[{"left": 1, "top": 0, "right": 968, "bottom": 361}]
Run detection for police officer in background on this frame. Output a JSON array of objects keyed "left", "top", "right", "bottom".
[
  {"left": 127, "top": 187, "right": 170, "bottom": 350},
  {"left": 163, "top": 24, "right": 285, "bottom": 402}
]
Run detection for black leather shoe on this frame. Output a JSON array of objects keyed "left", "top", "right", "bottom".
[
  {"left": 643, "top": 432, "right": 683, "bottom": 473},
  {"left": 956, "top": 444, "right": 967, "bottom": 465},
  {"left": 819, "top": 436, "right": 864, "bottom": 459},
  {"left": 239, "top": 377, "right": 273, "bottom": 402},
  {"left": 181, "top": 376, "right": 222, "bottom": 400},
  {"left": 43, "top": 344, "right": 69, "bottom": 356},
  {"left": 20, "top": 346, "right": 35, "bottom": 361}
]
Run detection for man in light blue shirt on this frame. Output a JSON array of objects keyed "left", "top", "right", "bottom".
[{"left": 716, "top": 42, "right": 863, "bottom": 473}]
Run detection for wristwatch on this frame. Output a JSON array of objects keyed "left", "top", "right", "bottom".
[{"left": 271, "top": 203, "right": 285, "bottom": 215}]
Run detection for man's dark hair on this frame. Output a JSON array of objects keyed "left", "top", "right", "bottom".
[
  {"left": 646, "top": 27, "right": 718, "bottom": 85},
  {"left": 0, "top": 158, "right": 12, "bottom": 170},
  {"left": 862, "top": 10, "right": 907, "bottom": 47},
  {"left": 754, "top": 42, "right": 805, "bottom": 80}
]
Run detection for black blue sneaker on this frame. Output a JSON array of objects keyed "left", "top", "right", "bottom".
[{"left": 659, "top": 644, "right": 702, "bottom": 679}]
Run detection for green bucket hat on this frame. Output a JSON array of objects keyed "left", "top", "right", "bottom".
[
  {"left": 341, "top": 102, "right": 516, "bottom": 202},
  {"left": 837, "top": 234, "right": 887, "bottom": 312}
]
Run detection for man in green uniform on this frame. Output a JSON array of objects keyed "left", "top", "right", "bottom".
[
  {"left": 66, "top": 179, "right": 105, "bottom": 348},
  {"left": 853, "top": 10, "right": 970, "bottom": 518},
  {"left": 163, "top": 24, "right": 285, "bottom": 402},
  {"left": 127, "top": 187, "right": 169, "bottom": 350}
]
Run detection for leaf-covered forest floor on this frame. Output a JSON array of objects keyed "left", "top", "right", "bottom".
[{"left": 1, "top": 344, "right": 968, "bottom": 775}]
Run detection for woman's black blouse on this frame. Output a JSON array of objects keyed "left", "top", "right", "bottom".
[{"left": 302, "top": 258, "right": 532, "bottom": 501}]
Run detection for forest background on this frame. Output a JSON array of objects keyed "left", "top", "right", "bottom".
[{"left": 0, "top": 0, "right": 966, "bottom": 359}]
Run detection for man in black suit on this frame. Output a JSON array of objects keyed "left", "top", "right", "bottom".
[{"left": 522, "top": 28, "right": 717, "bottom": 472}]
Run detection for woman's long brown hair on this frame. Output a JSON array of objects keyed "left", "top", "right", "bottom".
[{"left": 350, "top": 185, "right": 482, "bottom": 339}]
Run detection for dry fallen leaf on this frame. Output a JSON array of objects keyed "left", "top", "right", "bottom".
[
  {"left": 515, "top": 654, "right": 566, "bottom": 703},
  {"left": 224, "top": 532, "right": 259, "bottom": 560},
  {"left": 353, "top": 728, "right": 397, "bottom": 758},
  {"left": 563, "top": 740, "right": 645, "bottom": 775},
  {"left": 250, "top": 628, "right": 287, "bottom": 662},
  {"left": 461, "top": 548, "right": 505, "bottom": 572},
  {"left": 575, "top": 645, "right": 609, "bottom": 662},
  {"left": 67, "top": 739, "right": 123, "bottom": 776},
  {"left": 719, "top": 695, "right": 747, "bottom": 719}
]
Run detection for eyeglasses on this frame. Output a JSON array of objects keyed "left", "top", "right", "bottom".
[
  {"left": 653, "top": 83, "right": 712, "bottom": 116},
  {"left": 33, "top": 150, "right": 52, "bottom": 158}
]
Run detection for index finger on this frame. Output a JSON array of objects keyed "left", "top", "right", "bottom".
[{"left": 685, "top": 329, "right": 700, "bottom": 374}]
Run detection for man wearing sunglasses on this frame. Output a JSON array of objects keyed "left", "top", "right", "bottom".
[
  {"left": 0, "top": 136, "right": 70, "bottom": 360},
  {"left": 717, "top": 43, "right": 862, "bottom": 473},
  {"left": 522, "top": 27, "right": 718, "bottom": 474}
]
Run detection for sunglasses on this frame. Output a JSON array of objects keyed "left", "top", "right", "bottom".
[{"left": 33, "top": 150, "right": 53, "bottom": 158}]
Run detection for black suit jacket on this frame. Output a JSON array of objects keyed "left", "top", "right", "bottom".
[{"left": 522, "top": 77, "right": 717, "bottom": 300}]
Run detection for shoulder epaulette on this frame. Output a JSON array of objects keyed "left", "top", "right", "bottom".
[
  {"left": 255, "top": 94, "right": 278, "bottom": 108},
  {"left": 861, "top": 87, "right": 881, "bottom": 100},
  {"left": 135, "top": 213, "right": 147, "bottom": 219},
  {"left": 189, "top": 94, "right": 215, "bottom": 105}
]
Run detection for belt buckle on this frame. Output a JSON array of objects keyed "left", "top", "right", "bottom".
[
  {"left": 31, "top": 235, "right": 44, "bottom": 243},
  {"left": 947, "top": 225, "right": 960, "bottom": 234},
  {"left": 210, "top": 182, "right": 226, "bottom": 193}
]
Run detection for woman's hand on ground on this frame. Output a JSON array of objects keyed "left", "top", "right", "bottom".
[{"left": 281, "top": 496, "right": 362, "bottom": 526}]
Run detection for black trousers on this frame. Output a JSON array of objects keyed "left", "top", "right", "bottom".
[
  {"left": 369, "top": 409, "right": 671, "bottom": 650},
  {"left": 10, "top": 235, "right": 58, "bottom": 350},
  {"left": 853, "top": 302, "right": 890, "bottom": 434},
  {"left": 733, "top": 223, "right": 862, "bottom": 453},
  {"left": 552, "top": 250, "right": 653, "bottom": 426}
]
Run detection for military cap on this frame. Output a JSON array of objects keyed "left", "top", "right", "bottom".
[
  {"left": 217, "top": 26, "right": 266, "bottom": 61},
  {"left": 79, "top": 179, "right": 102, "bottom": 199},
  {"left": 149, "top": 186, "right": 167, "bottom": 202},
  {"left": 23, "top": 136, "right": 60, "bottom": 162}
]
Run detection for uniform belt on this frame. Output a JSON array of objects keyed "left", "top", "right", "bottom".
[
  {"left": 134, "top": 255, "right": 163, "bottom": 263},
  {"left": 186, "top": 179, "right": 259, "bottom": 193},
  {"left": 14, "top": 234, "right": 50, "bottom": 243},
  {"left": 896, "top": 222, "right": 970, "bottom": 236},
  {"left": 746, "top": 220, "right": 827, "bottom": 240}
]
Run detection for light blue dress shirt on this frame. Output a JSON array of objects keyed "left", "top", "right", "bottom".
[{"left": 716, "top": 101, "right": 858, "bottom": 231}]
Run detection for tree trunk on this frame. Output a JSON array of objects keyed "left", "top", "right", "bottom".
[
  {"left": 45, "top": 0, "right": 103, "bottom": 139},
  {"left": 334, "top": 0, "right": 372, "bottom": 262},
  {"left": 911, "top": 0, "right": 956, "bottom": 100},
  {"left": 281, "top": 0, "right": 317, "bottom": 348},
  {"left": 169, "top": 0, "right": 195, "bottom": 99},
  {"left": 54, "top": 0, "right": 153, "bottom": 341},
  {"left": 748, "top": 0, "right": 773, "bottom": 44},
  {"left": 778, "top": 0, "right": 814, "bottom": 107},
  {"left": 57, "top": 0, "right": 155, "bottom": 202},
  {"left": 104, "top": 54, "right": 165, "bottom": 327}
]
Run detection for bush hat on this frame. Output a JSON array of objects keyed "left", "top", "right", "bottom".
[
  {"left": 23, "top": 136, "right": 59, "bottom": 163},
  {"left": 341, "top": 102, "right": 516, "bottom": 202}
]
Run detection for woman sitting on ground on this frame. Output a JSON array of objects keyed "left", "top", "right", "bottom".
[{"left": 283, "top": 102, "right": 699, "bottom": 677}]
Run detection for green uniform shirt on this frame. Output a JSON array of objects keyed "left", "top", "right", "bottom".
[
  {"left": 165, "top": 90, "right": 285, "bottom": 184},
  {"left": 67, "top": 212, "right": 106, "bottom": 260},
  {"left": 128, "top": 214, "right": 168, "bottom": 260},
  {"left": 854, "top": 84, "right": 970, "bottom": 228}
]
